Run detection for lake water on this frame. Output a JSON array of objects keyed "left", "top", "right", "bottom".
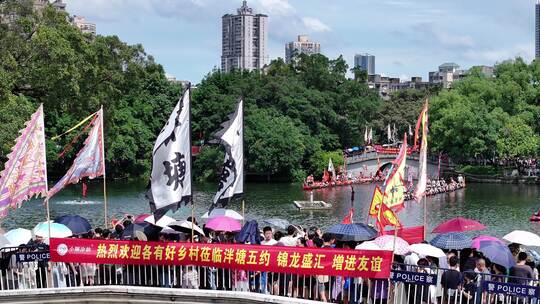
[{"left": 2, "top": 181, "right": 540, "bottom": 239}]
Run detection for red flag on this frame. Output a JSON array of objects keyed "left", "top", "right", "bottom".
[
  {"left": 413, "top": 100, "right": 428, "bottom": 150},
  {"left": 82, "top": 182, "right": 88, "bottom": 198},
  {"left": 376, "top": 202, "right": 401, "bottom": 231},
  {"left": 342, "top": 208, "right": 354, "bottom": 224},
  {"left": 414, "top": 101, "right": 428, "bottom": 202},
  {"left": 322, "top": 170, "right": 330, "bottom": 183},
  {"left": 382, "top": 226, "right": 425, "bottom": 244}
]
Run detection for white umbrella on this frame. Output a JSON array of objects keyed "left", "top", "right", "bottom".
[
  {"left": 355, "top": 241, "right": 381, "bottom": 250},
  {"left": 0, "top": 234, "right": 12, "bottom": 248},
  {"left": 33, "top": 221, "right": 72, "bottom": 238},
  {"left": 144, "top": 215, "right": 176, "bottom": 228},
  {"left": 408, "top": 243, "right": 446, "bottom": 258},
  {"left": 168, "top": 220, "right": 205, "bottom": 235},
  {"left": 4, "top": 228, "right": 32, "bottom": 246},
  {"left": 161, "top": 227, "right": 183, "bottom": 235},
  {"left": 503, "top": 230, "right": 540, "bottom": 247},
  {"left": 201, "top": 208, "right": 243, "bottom": 221},
  {"left": 375, "top": 235, "right": 410, "bottom": 255},
  {"left": 264, "top": 218, "right": 290, "bottom": 230}
]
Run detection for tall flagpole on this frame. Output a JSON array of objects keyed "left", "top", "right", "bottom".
[
  {"left": 188, "top": 84, "right": 195, "bottom": 242},
  {"left": 100, "top": 105, "right": 108, "bottom": 228},
  {"left": 39, "top": 104, "right": 52, "bottom": 241},
  {"left": 423, "top": 195, "right": 427, "bottom": 240},
  {"left": 241, "top": 200, "right": 245, "bottom": 225},
  {"left": 191, "top": 199, "right": 195, "bottom": 242}
]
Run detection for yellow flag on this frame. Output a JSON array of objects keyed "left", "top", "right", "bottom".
[
  {"left": 383, "top": 134, "right": 407, "bottom": 210},
  {"left": 369, "top": 186, "right": 383, "bottom": 216}
]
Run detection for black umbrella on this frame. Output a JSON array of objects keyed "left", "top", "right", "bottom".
[
  {"left": 54, "top": 215, "right": 92, "bottom": 235},
  {"left": 120, "top": 222, "right": 162, "bottom": 241},
  {"left": 327, "top": 223, "right": 378, "bottom": 242}
]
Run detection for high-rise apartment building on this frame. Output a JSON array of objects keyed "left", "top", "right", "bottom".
[
  {"left": 221, "top": 1, "right": 268, "bottom": 72},
  {"left": 285, "top": 35, "right": 320, "bottom": 63},
  {"left": 536, "top": 0, "right": 540, "bottom": 58},
  {"left": 354, "top": 53, "right": 375, "bottom": 75}
]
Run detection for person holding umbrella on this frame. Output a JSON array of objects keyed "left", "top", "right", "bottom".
[{"left": 509, "top": 252, "right": 534, "bottom": 285}]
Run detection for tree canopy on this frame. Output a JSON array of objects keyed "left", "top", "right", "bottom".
[
  {"left": 430, "top": 58, "right": 540, "bottom": 161},
  {"left": 0, "top": 0, "right": 180, "bottom": 178}
]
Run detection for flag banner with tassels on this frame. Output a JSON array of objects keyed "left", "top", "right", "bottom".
[
  {"left": 382, "top": 134, "right": 407, "bottom": 210},
  {"left": 368, "top": 186, "right": 384, "bottom": 217},
  {"left": 414, "top": 101, "right": 429, "bottom": 202},
  {"left": 376, "top": 201, "right": 401, "bottom": 231},
  {"left": 342, "top": 186, "right": 355, "bottom": 224},
  {"left": 150, "top": 86, "right": 192, "bottom": 220},
  {"left": 0, "top": 104, "right": 47, "bottom": 218},
  {"left": 413, "top": 101, "right": 429, "bottom": 150},
  {"left": 47, "top": 108, "right": 104, "bottom": 200},
  {"left": 211, "top": 98, "right": 244, "bottom": 211}
]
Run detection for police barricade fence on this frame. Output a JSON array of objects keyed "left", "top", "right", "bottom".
[{"left": 2, "top": 241, "right": 539, "bottom": 304}]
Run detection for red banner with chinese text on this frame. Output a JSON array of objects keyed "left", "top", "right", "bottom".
[{"left": 49, "top": 238, "right": 392, "bottom": 278}]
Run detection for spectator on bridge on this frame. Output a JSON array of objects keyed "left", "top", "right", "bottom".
[
  {"left": 441, "top": 256, "right": 462, "bottom": 304},
  {"left": 509, "top": 252, "right": 533, "bottom": 285},
  {"left": 460, "top": 272, "right": 478, "bottom": 301},
  {"left": 474, "top": 258, "right": 490, "bottom": 284}
]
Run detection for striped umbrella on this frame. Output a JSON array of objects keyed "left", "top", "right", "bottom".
[
  {"left": 374, "top": 235, "right": 410, "bottom": 255},
  {"left": 327, "top": 223, "right": 378, "bottom": 242},
  {"left": 430, "top": 232, "right": 472, "bottom": 250}
]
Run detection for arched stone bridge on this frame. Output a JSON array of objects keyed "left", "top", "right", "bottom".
[{"left": 345, "top": 151, "right": 454, "bottom": 179}]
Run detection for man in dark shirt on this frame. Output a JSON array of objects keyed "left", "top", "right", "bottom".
[
  {"left": 462, "top": 249, "right": 479, "bottom": 271},
  {"left": 442, "top": 256, "right": 463, "bottom": 304},
  {"left": 509, "top": 252, "right": 534, "bottom": 285}
]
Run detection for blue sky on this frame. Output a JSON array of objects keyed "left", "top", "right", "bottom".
[{"left": 64, "top": 0, "right": 535, "bottom": 83}]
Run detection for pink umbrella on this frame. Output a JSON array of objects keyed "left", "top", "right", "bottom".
[
  {"left": 432, "top": 217, "right": 486, "bottom": 233},
  {"left": 205, "top": 216, "right": 242, "bottom": 232},
  {"left": 471, "top": 235, "right": 504, "bottom": 249}
]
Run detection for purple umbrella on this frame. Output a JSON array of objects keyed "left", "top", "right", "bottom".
[
  {"left": 476, "top": 241, "right": 515, "bottom": 269},
  {"left": 471, "top": 235, "right": 505, "bottom": 249}
]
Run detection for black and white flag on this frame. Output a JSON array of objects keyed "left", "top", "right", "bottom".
[
  {"left": 211, "top": 98, "right": 244, "bottom": 211},
  {"left": 150, "top": 85, "right": 192, "bottom": 220}
]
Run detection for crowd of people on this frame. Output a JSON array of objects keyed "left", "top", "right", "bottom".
[
  {"left": 1, "top": 215, "right": 539, "bottom": 304},
  {"left": 396, "top": 244, "right": 540, "bottom": 304},
  {"left": 465, "top": 157, "right": 539, "bottom": 177},
  {"left": 404, "top": 176, "right": 466, "bottom": 201}
]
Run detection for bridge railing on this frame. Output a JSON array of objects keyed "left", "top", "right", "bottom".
[{"left": 2, "top": 244, "right": 539, "bottom": 304}]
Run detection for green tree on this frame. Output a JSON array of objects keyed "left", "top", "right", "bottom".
[{"left": 496, "top": 116, "right": 539, "bottom": 157}]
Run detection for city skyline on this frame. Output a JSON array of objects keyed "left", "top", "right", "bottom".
[{"left": 64, "top": 0, "right": 535, "bottom": 83}]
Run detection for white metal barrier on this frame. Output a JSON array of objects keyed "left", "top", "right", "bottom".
[{"left": 2, "top": 247, "right": 540, "bottom": 304}]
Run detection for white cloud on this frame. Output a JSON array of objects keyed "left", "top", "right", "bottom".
[
  {"left": 257, "top": 0, "right": 294, "bottom": 16},
  {"left": 302, "top": 17, "right": 331, "bottom": 32},
  {"left": 435, "top": 31, "right": 474, "bottom": 48},
  {"left": 463, "top": 43, "right": 534, "bottom": 63}
]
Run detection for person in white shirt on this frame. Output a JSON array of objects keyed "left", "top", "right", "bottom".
[
  {"left": 279, "top": 226, "right": 299, "bottom": 247},
  {"left": 404, "top": 252, "right": 419, "bottom": 271},
  {"left": 260, "top": 226, "right": 277, "bottom": 294},
  {"left": 261, "top": 226, "right": 277, "bottom": 246}
]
